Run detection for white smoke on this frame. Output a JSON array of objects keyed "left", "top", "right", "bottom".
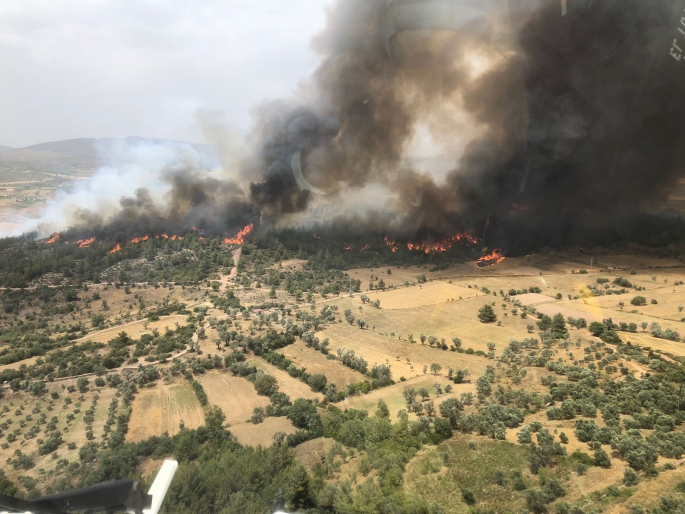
[{"left": 4, "top": 139, "right": 220, "bottom": 238}]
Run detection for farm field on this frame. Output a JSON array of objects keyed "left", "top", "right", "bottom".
[
  {"left": 229, "top": 416, "right": 297, "bottom": 447},
  {"left": 128, "top": 382, "right": 204, "bottom": 441},
  {"left": 1, "top": 238, "right": 685, "bottom": 513},
  {"left": 248, "top": 357, "right": 324, "bottom": 400},
  {"left": 277, "top": 339, "right": 366, "bottom": 388},
  {"left": 195, "top": 372, "right": 270, "bottom": 425}
]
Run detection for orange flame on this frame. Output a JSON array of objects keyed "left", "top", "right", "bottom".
[
  {"left": 45, "top": 233, "right": 60, "bottom": 244},
  {"left": 109, "top": 243, "right": 122, "bottom": 254},
  {"left": 385, "top": 232, "right": 479, "bottom": 254},
  {"left": 223, "top": 223, "right": 254, "bottom": 244},
  {"left": 130, "top": 235, "right": 149, "bottom": 244},
  {"left": 76, "top": 237, "right": 95, "bottom": 248},
  {"left": 384, "top": 236, "right": 400, "bottom": 253},
  {"left": 476, "top": 249, "right": 505, "bottom": 267},
  {"left": 344, "top": 245, "right": 351, "bottom": 251},
  {"left": 360, "top": 244, "right": 371, "bottom": 251},
  {"left": 313, "top": 234, "right": 321, "bottom": 239}
]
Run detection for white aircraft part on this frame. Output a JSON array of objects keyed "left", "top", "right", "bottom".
[
  {"left": 290, "top": 151, "right": 326, "bottom": 195},
  {"left": 141, "top": 460, "right": 178, "bottom": 514}
]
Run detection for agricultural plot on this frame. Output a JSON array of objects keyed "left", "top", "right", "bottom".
[
  {"left": 77, "top": 314, "right": 190, "bottom": 344},
  {"left": 365, "top": 280, "right": 479, "bottom": 310},
  {"left": 128, "top": 382, "right": 204, "bottom": 441},
  {"left": 320, "top": 317, "right": 492, "bottom": 382},
  {"left": 229, "top": 416, "right": 297, "bottom": 447},
  {"left": 0, "top": 384, "right": 120, "bottom": 483},
  {"left": 248, "top": 357, "right": 323, "bottom": 400},
  {"left": 277, "top": 339, "right": 366, "bottom": 388},
  {"left": 404, "top": 435, "right": 530, "bottom": 513},
  {"left": 343, "top": 375, "right": 476, "bottom": 422},
  {"left": 324, "top": 295, "right": 533, "bottom": 363},
  {"left": 195, "top": 372, "right": 270, "bottom": 425}
]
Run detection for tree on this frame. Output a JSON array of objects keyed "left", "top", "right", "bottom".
[
  {"left": 631, "top": 296, "right": 647, "bottom": 306},
  {"left": 537, "top": 315, "right": 552, "bottom": 332},
  {"left": 461, "top": 489, "right": 476, "bottom": 505},
  {"left": 551, "top": 314, "right": 568, "bottom": 339},
  {"left": 307, "top": 374, "right": 328, "bottom": 392},
  {"left": 476, "top": 375, "right": 492, "bottom": 395},
  {"left": 77, "top": 377, "right": 89, "bottom": 393},
  {"left": 254, "top": 374, "right": 279, "bottom": 396},
  {"left": 454, "top": 369, "right": 469, "bottom": 384},
  {"left": 589, "top": 321, "right": 606, "bottom": 336},
  {"left": 375, "top": 399, "right": 390, "bottom": 418},
  {"left": 623, "top": 468, "right": 640, "bottom": 486},
  {"left": 430, "top": 363, "right": 442, "bottom": 375},
  {"left": 478, "top": 304, "right": 497, "bottom": 323},
  {"left": 418, "top": 387, "right": 430, "bottom": 401},
  {"left": 251, "top": 407, "right": 265, "bottom": 424},
  {"left": 593, "top": 448, "right": 611, "bottom": 468},
  {"left": 451, "top": 338, "right": 462, "bottom": 351}
]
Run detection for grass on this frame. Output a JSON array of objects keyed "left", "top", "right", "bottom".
[{"left": 404, "top": 435, "right": 530, "bottom": 513}]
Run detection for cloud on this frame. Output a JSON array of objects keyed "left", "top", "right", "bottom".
[{"left": 0, "top": 0, "right": 328, "bottom": 147}]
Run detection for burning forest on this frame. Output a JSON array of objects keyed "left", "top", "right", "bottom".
[{"left": 7, "top": 0, "right": 685, "bottom": 254}]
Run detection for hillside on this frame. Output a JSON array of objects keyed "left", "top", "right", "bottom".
[{"left": 0, "top": 233, "right": 683, "bottom": 512}]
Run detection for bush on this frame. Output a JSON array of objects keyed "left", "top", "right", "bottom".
[
  {"left": 623, "top": 468, "right": 640, "bottom": 486},
  {"left": 631, "top": 296, "right": 647, "bottom": 306},
  {"left": 254, "top": 375, "right": 279, "bottom": 396},
  {"left": 594, "top": 448, "right": 611, "bottom": 468},
  {"left": 478, "top": 304, "right": 497, "bottom": 323},
  {"left": 461, "top": 488, "right": 476, "bottom": 505},
  {"left": 307, "top": 374, "right": 328, "bottom": 392}
]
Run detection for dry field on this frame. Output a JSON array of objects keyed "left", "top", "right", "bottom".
[
  {"left": 365, "top": 280, "right": 480, "bottom": 309},
  {"left": 248, "top": 357, "right": 324, "bottom": 400},
  {"left": 195, "top": 372, "right": 270, "bottom": 425},
  {"left": 0, "top": 383, "right": 120, "bottom": 483},
  {"left": 128, "top": 382, "right": 204, "bottom": 441},
  {"left": 229, "top": 416, "right": 297, "bottom": 447},
  {"left": 277, "top": 339, "right": 366, "bottom": 388},
  {"left": 320, "top": 317, "right": 502, "bottom": 381},
  {"left": 342, "top": 374, "right": 476, "bottom": 422},
  {"left": 77, "top": 314, "right": 190, "bottom": 344}
]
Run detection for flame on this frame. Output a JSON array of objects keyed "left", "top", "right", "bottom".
[
  {"left": 223, "top": 223, "right": 254, "bottom": 244},
  {"left": 45, "top": 233, "right": 60, "bottom": 244},
  {"left": 360, "top": 244, "right": 371, "bottom": 251},
  {"left": 109, "top": 243, "right": 122, "bottom": 254},
  {"left": 159, "top": 234, "right": 169, "bottom": 239},
  {"left": 344, "top": 245, "right": 351, "bottom": 251},
  {"left": 313, "top": 234, "right": 321, "bottom": 239},
  {"left": 384, "top": 236, "right": 400, "bottom": 252},
  {"left": 130, "top": 235, "right": 149, "bottom": 244},
  {"left": 385, "top": 232, "right": 479, "bottom": 254},
  {"left": 476, "top": 249, "right": 505, "bottom": 267},
  {"left": 171, "top": 235, "right": 182, "bottom": 241},
  {"left": 76, "top": 237, "right": 95, "bottom": 248}
]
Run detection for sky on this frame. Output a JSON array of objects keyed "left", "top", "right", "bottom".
[{"left": 0, "top": 0, "right": 329, "bottom": 148}]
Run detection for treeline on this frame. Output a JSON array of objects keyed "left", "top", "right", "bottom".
[
  {"left": 0, "top": 325, "right": 193, "bottom": 388},
  {"left": 0, "top": 233, "right": 234, "bottom": 287}
]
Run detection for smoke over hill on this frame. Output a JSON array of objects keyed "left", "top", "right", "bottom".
[{"left": 8, "top": 0, "right": 685, "bottom": 250}]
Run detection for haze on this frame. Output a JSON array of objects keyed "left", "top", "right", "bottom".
[{"left": 0, "top": 0, "right": 328, "bottom": 148}]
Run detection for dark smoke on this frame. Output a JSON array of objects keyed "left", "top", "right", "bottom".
[
  {"left": 245, "top": 0, "right": 685, "bottom": 249},
  {"left": 37, "top": 0, "right": 685, "bottom": 250}
]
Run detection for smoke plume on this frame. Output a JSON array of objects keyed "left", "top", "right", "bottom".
[{"left": 9, "top": 0, "right": 685, "bottom": 249}]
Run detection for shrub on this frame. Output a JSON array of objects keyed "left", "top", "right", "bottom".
[
  {"left": 478, "top": 304, "right": 497, "bottom": 323},
  {"left": 631, "top": 296, "right": 647, "bottom": 306},
  {"left": 254, "top": 375, "right": 279, "bottom": 396}
]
